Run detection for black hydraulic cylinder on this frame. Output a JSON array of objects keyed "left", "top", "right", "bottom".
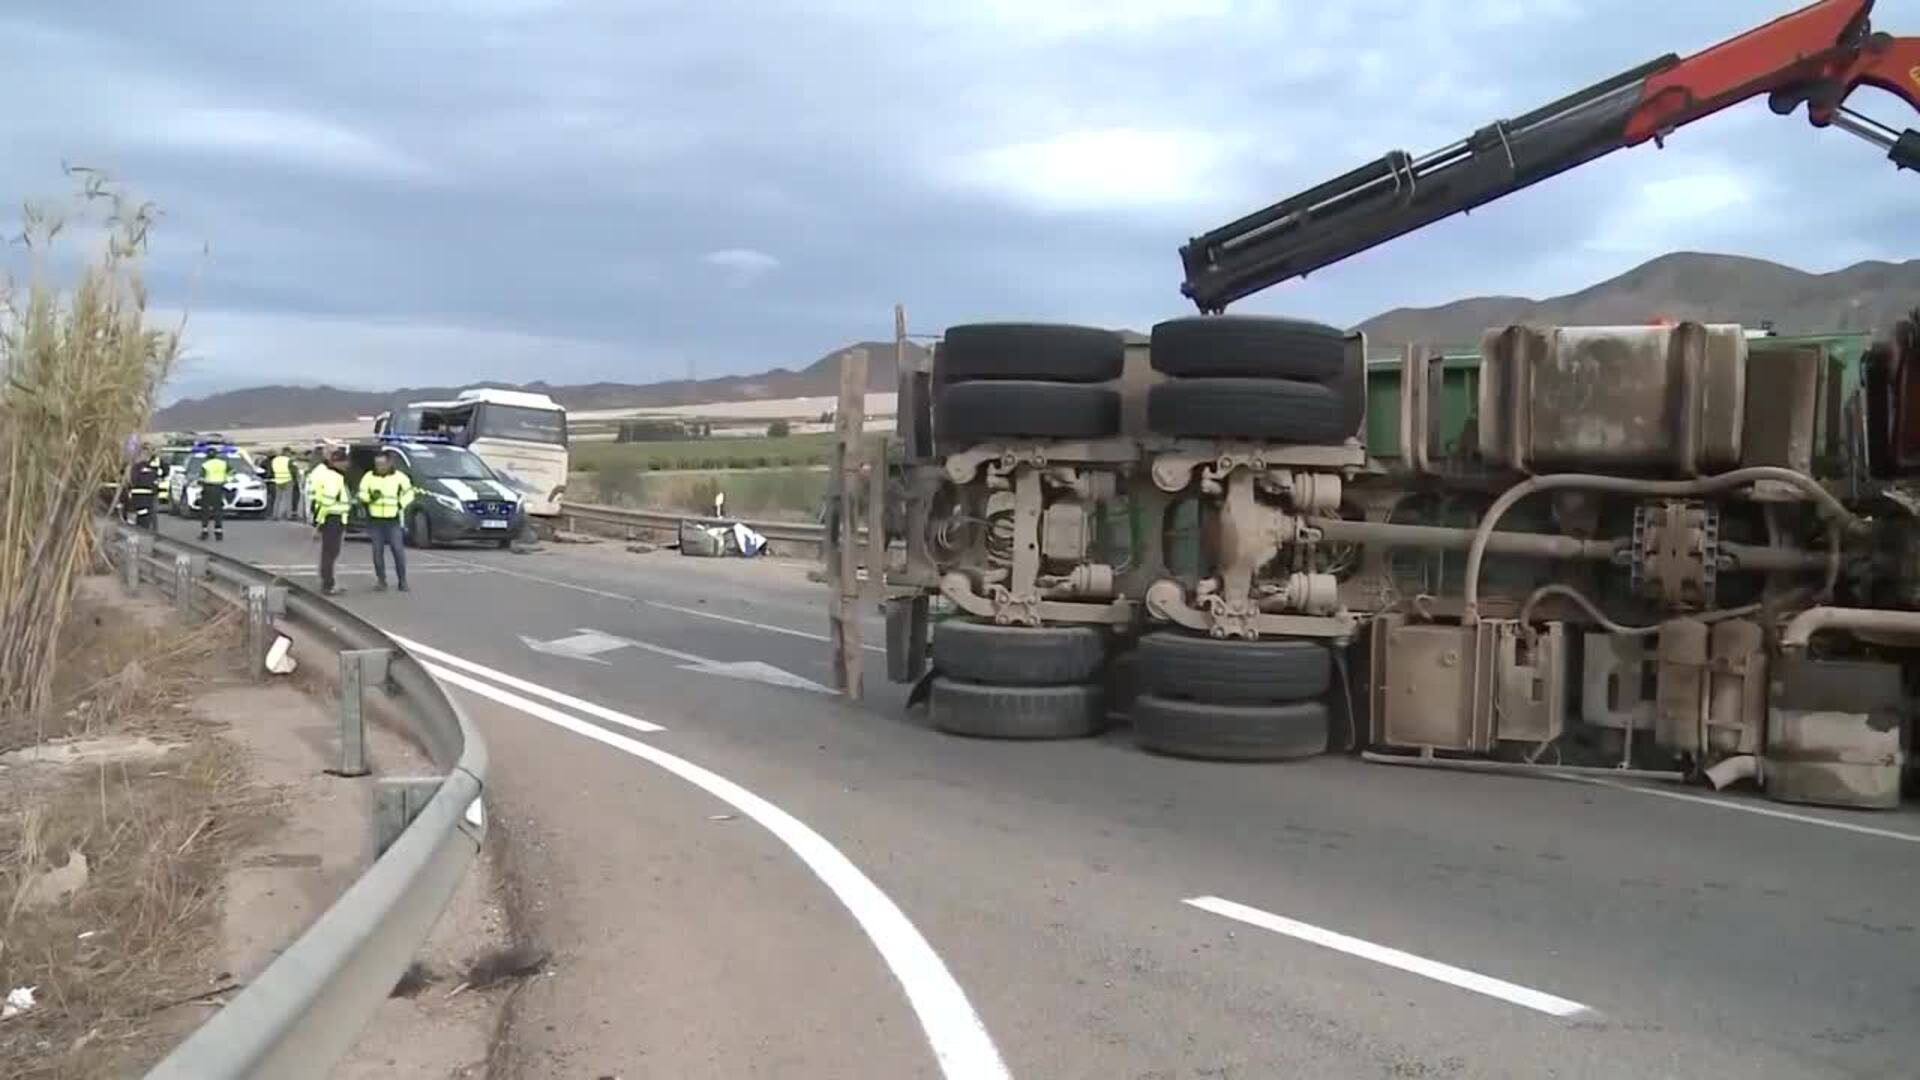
[{"left": 1179, "top": 54, "right": 1681, "bottom": 312}]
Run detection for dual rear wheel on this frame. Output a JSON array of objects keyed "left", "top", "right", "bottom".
[{"left": 926, "top": 619, "right": 1334, "bottom": 761}]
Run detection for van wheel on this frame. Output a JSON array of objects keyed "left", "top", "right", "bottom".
[{"left": 407, "top": 510, "right": 433, "bottom": 549}]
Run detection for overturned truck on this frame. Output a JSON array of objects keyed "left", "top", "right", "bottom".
[{"left": 881, "top": 316, "right": 1918, "bottom": 809}]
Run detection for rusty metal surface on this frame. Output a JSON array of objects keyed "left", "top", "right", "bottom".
[
  {"left": 1479, "top": 323, "right": 1747, "bottom": 474},
  {"left": 1742, "top": 341, "right": 1822, "bottom": 472},
  {"left": 1765, "top": 655, "right": 1907, "bottom": 809},
  {"left": 1372, "top": 618, "right": 1493, "bottom": 752}
]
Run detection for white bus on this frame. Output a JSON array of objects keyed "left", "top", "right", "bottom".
[{"left": 375, "top": 388, "right": 569, "bottom": 516}]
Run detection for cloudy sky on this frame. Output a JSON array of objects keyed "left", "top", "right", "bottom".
[{"left": 5, "top": 0, "right": 1913, "bottom": 401}]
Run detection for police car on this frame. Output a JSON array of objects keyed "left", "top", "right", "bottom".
[
  {"left": 344, "top": 437, "right": 526, "bottom": 548},
  {"left": 169, "top": 442, "right": 270, "bottom": 517}
]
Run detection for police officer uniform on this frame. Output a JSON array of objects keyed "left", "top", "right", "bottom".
[{"left": 197, "top": 453, "right": 231, "bottom": 541}]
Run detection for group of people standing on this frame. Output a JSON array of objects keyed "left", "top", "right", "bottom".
[{"left": 120, "top": 443, "right": 416, "bottom": 596}]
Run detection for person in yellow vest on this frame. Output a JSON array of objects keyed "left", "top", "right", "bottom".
[
  {"left": 357, "top": 449, "right": 416, "bottom": 593},
  {"left": 196, "top": 450, "right": 232, "bottom": 542},
  {"left": 307, "top": 447, "right": 352, "bottom": 595},
  {"left": 267, "top": 447, "right": 295, "bottom": 521}
]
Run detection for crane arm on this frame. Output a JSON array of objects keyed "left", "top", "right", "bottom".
[{"left": 1180, "top": 0, "right": 1920, "bottom": 313}]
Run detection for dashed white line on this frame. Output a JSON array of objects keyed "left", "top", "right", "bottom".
[
  {"left": 646, "top": 598, "right": 887, "bottom": 654},
  {"left": 1186, "top": 895, "right": 1594, "bottom": 1020},
  {"left": 418, "top": 654, "right": 1011, "bottom": 1080},
  {"left": 393, "top": 633, "right": 664, "bottom": 734},
  {"left": 1572, "top": 776, "right": 1920, "bottom": 846}
]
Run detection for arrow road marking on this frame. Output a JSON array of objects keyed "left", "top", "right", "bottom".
[
  {"left": 518, "top": 629, "right": 636, "bottom": 664},
  {"left": 520, "top": 628, "right": 835, "bottom": 694}
]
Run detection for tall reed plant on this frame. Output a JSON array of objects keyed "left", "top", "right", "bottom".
[{"left": 0, "top": 170, "right": 180, "bottom": 717}]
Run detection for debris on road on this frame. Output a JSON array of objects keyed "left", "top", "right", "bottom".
[{"left": 3, "top": 987, "right": 36, "bottom": 1021}]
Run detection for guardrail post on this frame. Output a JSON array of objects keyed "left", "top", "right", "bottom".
[
  {"left": 121, "top": 532, "right": 145, "bottom": 592},
  {"left": 173, "top": 554, "right": 195, "bottom": 614},
  {"left": 373, "top": 777, "right": 444, "bottom": 855},
  {"left": 333, "top": 648, "right": 391, "bottom": 778},
  {"left": 244, "top": 586, "right": 270, "bottom": 679}
]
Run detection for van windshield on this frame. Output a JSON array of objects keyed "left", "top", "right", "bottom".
[{"left": 403, "top": 445, "right": 494, "bottom": 480}]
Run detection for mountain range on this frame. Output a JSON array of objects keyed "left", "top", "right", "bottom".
[{"left": 155, "top": 251, "right": 1920, "bottom": 430}]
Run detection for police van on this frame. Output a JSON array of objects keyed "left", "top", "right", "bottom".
[{"left": 343, "top": 436, "right": 526, "bottom": 548}]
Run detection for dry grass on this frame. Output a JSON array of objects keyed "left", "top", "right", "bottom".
[
  {"left": 0, "top": 587, "right": 263, "bottom": 1079},
  {"left": 0, "top": 168, "right": 181, "bottom": 718}
]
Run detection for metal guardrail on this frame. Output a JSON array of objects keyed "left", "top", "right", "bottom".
[
  {"left": 559, "top": 500, "right": 837, "bottom": 545},
  {"left": 106, "top": 527, "right": 489, "bottom": 1080}
]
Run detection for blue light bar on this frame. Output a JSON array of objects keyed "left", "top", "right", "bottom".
[{"left": 380, "top": 432, "right": 452, "bottom": 444}]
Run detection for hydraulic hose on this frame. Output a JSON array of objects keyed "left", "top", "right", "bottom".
[{"left": 1462, "top": 467, "right": 1866, "bottom": 622}]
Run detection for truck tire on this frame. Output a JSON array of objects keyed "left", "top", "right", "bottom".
[
  {"left": 940, "top": 323, "right": 1125, "bottom": 383},
  {"left": 1132, "top": 695, "right": 1329, "bottom": 761},
  {"left": 1147, "top": 378, "right": 1352, "bottom": 442},
  {"left": 930, "top": 678, "right": 1106, "bottom": 739},
  {"left": 1104, "top": 648, "right": 1139, "bottom": 723},
  {"left": 938, "top": 381, "right": 1121, "bottom": 441},
  {"left": 1150, "top": 315, "right": 1346, "bottom": 381},
  {"left": 931, "top": 618, "right": 1106, "bottom": 685},
  {"left": 1137, "top": 632, "right": 1331, "bottom": 704}
]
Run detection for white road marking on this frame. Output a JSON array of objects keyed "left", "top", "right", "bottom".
[
  {"left": 421, "top": 549, "right": 890, "bottom": 655},
  {"left": 419, "top": 659, "right": 1011, "bottom": 1080},
  {"left": 391, "top": 634, "right": 664, "bottom": 734},
  {"left": 519, "top": 630, "right": 634, "bottom": 663},
  {"left": 419, "top": 551, "right": 638, "bottom": 602},
  {"left": 1572, "top": 777, "right": 1920, "bottom": 846},
  {"left": 1186, "top": 896, "right": 1594, "bottom": 1020},
  {"left": 521, "top": 627, "right": 836, "bottom": 694},
  {"left": 646, "top": 599, "right": 888, "bottom": 655}
]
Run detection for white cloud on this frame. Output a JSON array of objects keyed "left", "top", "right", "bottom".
[
  {"left": 140, "top": 106, "right": 434, "bottom": 181},
  {"left": 1588, "top": 168, "right": 1762, "bottom": 258},
  {"left": 950, "top": 0, "right": 1233, "bottom": 38},
  {"left": 954, "top": 128, "right": 1262, "bottom": 213},
  {"left": 700, "top": 248, "right": 781, "bottom": 285}
]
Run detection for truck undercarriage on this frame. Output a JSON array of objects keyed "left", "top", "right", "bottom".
[
  {"left": 877, "top": 0, "right": 1920, "bottom": 811},
  {"left": 883, "top": 317, "right": 1918, "bottom": 809}
]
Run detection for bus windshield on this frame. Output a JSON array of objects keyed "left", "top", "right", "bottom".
[
  {"left": 479, "top": 404, "right": 567, "bottom": 445},
  {"left": 403, "top": 444, "right": 496, "bottom": 480}
]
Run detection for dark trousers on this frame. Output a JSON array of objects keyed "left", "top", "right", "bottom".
[
  {"left": 197, "top": 483, "right": 225, "bottom": 537},
  {"left": 318, "top": 518, "right": 345, "bottom": 590},
  {"left": 131, "top": 495, "right": 156, "bottom": 530},
  {"left": 368, "top": 520, "right": 407, "bottom": 586},
  {"left": 265, "top": 481, "right": 281, "bottom": 518}
]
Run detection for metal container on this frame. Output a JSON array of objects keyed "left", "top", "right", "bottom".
[
  {"left": 1478, "top": 323, "right": 1748, "bottom": 475},
  {"left": 1764, "top": 656, "right": 1906, "bottom": 810}
]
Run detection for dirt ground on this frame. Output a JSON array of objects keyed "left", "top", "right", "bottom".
[{"left": 0, "top": 573, "right": 516, "bottom": 1078}]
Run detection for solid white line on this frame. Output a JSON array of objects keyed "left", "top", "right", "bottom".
[
  {"left": 1186, "top": 896, "right": 1593, "bottom": 1019},
  {"left": 420, "top": 660, "right": 1011, "bottom": 1080},
  {"left": 392, "top": 634, "right": 664, "bottom": 734},
  {"left": 646, "top": 599, "right": 888, "bottom": 654},
  {"left": 1572, "top": 777, "right": 1920, "bottom": 846}
]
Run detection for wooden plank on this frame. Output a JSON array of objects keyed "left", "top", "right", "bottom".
[
  {"left": 829, "top": 347, "right": 868, "bottom": 698},
  {"left": 864, "top": 438, "right": 888, "bottom": 607}
]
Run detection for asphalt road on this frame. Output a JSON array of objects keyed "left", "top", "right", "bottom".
[{"left": 186, "top": 516, "right": 1920, "bottom": 1079}]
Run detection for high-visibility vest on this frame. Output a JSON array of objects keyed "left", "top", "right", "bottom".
[
  {"left": 200, "top": 457, "right": 231, "bottom": 484},
  {"left": 358, "top": 470, "right": 415, "bottom": 520},
  {"left": 270, "top": 455, "right": 293, "bottom": 484},
  {"left": 308, "top": 464, "right": 351, "bottom": 523}
]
